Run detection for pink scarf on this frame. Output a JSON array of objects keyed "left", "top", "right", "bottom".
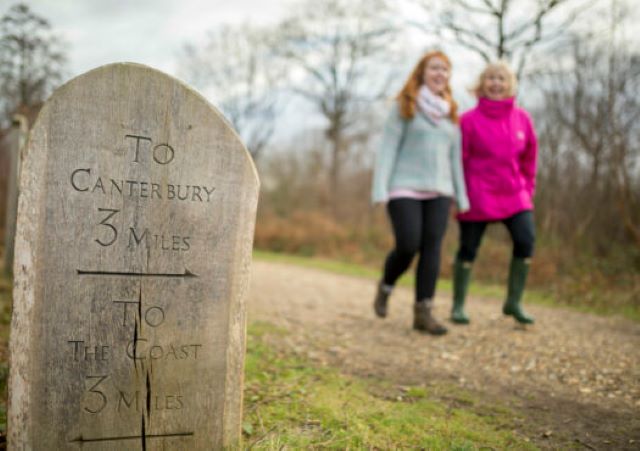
[{"left": 417, "top": 85, "right": 450, "bottom": 124}]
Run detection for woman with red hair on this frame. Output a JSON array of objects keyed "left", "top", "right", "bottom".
[{"left": 372, "top": 51, "right": 469, "bottom": 335}]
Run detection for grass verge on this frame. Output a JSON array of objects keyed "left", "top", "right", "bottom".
[
  {"left": 0, "top": 274, "right": 10, "bottom": 437},
  {"left": 243, "top": 321, "right": 536, "bottom": 449}
]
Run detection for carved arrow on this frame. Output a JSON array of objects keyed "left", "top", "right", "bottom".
[
  {"left": 70, "top": 432, "right": 194, "bottom": 443},
  {"left": 76, "top": 268, "right": 198, "bottom": 278}
]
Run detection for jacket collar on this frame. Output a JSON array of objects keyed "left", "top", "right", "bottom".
[{"left": 478, "top": 96, "right": 515, "bottom": 118}]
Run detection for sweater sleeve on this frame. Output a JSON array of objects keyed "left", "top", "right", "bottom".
[
  {"left": 449, "top": 127, "right": 470, "bottom": 212},
  {"left": 371, "top": 106, "right": 404, "bottom": 203},
  {"left": 520, "top": 113, "right": 538, "bottom": 198}
]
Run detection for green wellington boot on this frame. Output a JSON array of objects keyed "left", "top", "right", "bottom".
[
  {"left": 451, "top": 258, "right": 471, "bottom": 324},
  {"left": 502, "top": 257, "right": 535, "bottom": 324}
]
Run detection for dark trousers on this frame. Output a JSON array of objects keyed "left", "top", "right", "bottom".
[
  {"left": 456, "top": 210, "right": 535, "bottom": 262},
  {"left": 383, "top": 197, "right": 451, "bottom": 300}
]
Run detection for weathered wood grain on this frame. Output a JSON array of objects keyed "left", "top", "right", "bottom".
[{"left": 8, "top": 63, "right": 259, "bottom": 450}]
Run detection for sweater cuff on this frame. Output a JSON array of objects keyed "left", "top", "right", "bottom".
[
  {"left": 372, "top": 190, "right": 388, "bottom": 204},
  {"left": 457, "top": 195, "right": 470, "bottom": 213}
]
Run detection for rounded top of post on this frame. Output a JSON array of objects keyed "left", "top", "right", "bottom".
[{"left": 35, "top": 61, "right": 259, "bottom": 185}]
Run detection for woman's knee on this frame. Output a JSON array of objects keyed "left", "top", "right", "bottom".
[
  {"left": 507, "top": 211, "right": 535, "bottom": 258},
  {"left": 457, "top": 222, "right": 485, "bottom": 263},
  {"left": 395, "top": 234, "right": 421, "bottom": 257},
  {"left": 512, "top": 231, "right": 535, "bottom": 258},
  {"left": 422, "top": 230, "right": 446, "bottom": 249},
  {"left": 456, "top": 245, "right": 478, "bottom": 262}
]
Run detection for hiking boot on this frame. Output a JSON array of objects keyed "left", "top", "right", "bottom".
[
  {"left": 373, "top": 282, "right": 391, "bottom": 318},
  {"left": 502, "top": 257, "right": 535, "bottom": 324},
  {"left": 413, "top": 300, "right": 448, "bottom": 335},
  {"left": 451, "top": 258, "right": 472, "bottom": 324}
]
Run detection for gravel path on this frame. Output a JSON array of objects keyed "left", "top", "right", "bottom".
[{"left": 248, "top": 260, "right": 640, "bottom": 449}]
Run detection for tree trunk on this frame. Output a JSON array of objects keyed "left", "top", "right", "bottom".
[{"left": 329, "top": 130, "right": 342, "bottom": 217}]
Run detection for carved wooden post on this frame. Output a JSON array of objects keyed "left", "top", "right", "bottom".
[{"left": 8, "top": 63, "right": 259, "bottom": 449}]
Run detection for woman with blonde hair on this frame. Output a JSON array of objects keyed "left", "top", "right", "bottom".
[
  {"left": 451, "top": 61, "right": 538, "bottom": 325},
  {"left": 371, "top": 51, "right": 469, "bottom": 335}
]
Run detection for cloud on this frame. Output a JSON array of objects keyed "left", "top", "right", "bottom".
[{"left": 21, "top": 0, "right": 289, "bottom": 77}]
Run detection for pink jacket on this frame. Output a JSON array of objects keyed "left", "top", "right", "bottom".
[{"left": 457, "top": 97, "right": 538, "bottom": 222}]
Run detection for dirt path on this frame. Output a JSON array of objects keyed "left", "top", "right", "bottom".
[{"left": 248, "top": 260, "right": 640, "bottom": 450}]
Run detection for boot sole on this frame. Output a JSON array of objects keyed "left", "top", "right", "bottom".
[
  {"left": 503, "top": 310, "right": 534, "bottom": 324},
  {"left": 374, "top": 309, "right": 387, "bottom": 318},
  {"left": 413, "top": 324, "right": 448, "bottom": 335},
  {"left": 450, "top": 312, "right": 470, "bottom": 324}
]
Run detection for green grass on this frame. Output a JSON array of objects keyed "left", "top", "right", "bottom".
[
  {"left": 253, "top": 249, "right": 640, "bottom": 322},
  {"left": 243, "top": 321, "right": 536, "bottom": 449},
  {"left": 0, "top": 273, "right": 11, "bottom": 435}
]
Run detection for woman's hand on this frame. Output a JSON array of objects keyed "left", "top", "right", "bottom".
[{"left": 451, "top": 202, "right": 469, "bottom": 217}]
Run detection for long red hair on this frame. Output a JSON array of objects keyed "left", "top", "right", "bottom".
[{"left": 397, "top": 51, "right": 458, "bottom": 123}]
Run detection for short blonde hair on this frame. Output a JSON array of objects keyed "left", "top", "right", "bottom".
[{"left": 472, "top": 61, "right": 518, "bottom": 98}]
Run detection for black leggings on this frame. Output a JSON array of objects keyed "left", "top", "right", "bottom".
[
  {"left": 456, "top": 210, "right": 535, "bottom": 262},
  {"left": 383, "top": 197, "right": 451, "bottom": 300}
]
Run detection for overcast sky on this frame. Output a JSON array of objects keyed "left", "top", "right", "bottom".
[
  {"left": 14, "top": 0, "right": 449, "bottom": 139},
  {"left": 13, "top": 1, "right": 638, "bottom": 86},
  {"left": 13, "top": 0, "right": 636, "bottom": 141},
  {"left": 21, "top": 0, "right": 292, "bottom": 76}
]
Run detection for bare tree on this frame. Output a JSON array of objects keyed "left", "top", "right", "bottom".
[
  {"left": 178, "top": 24, "right": 284, "bottom": 159},
  {"left": 273, "top": 0, "right": 399, "bottom": 206},
  {"left": 534, "top": 30, "right": 640, "bottom": 250},
  {"left": 0, "top": 2, "right": 67, "bottom": 127},
  {"left": 411, "top": 0, "right": 596, "bottom": 77}
]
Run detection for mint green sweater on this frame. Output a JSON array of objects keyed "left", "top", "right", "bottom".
[{"left": 372, "top": 104, "right": 469, "bottom": 211}]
